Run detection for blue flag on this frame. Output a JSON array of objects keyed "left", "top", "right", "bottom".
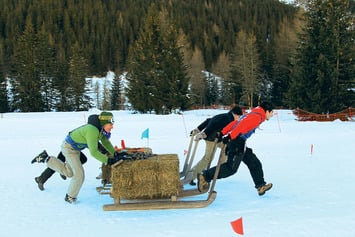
[{"left": 141, "top": 128, "right": 149, "bottom": 139}]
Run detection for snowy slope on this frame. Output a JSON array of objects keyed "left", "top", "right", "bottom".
[{"left": 0, "top": 109, "right": 354, "bottom": 237}]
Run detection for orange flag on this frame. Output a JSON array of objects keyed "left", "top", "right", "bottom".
[{"left": 230, "top": 217, "right": 244, "bottom": 235}]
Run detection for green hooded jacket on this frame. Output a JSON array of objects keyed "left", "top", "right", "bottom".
[{"left": 67, "top": 123, "right": 115, "bottom": 164}]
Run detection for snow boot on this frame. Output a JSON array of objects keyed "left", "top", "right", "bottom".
[
  {"left": 189, "top": 179, "right": 196, "bottom": 186},
  {"left": 34, "top": 168, "right": 55, "bottom": 191},
  {"left": 197, "top": 173, "right": 210, "bottom": 192},
  {"left": 31, "top": 150, "right": 49, "bottom": 164},
  {"left": 60, "top": 174, "right": 67, "bottom": 180},
  {"left": 65, "top": 194, "right": 77, "bottom": 204},
  {"left": 257, "top": 183, "right": 273, "bottom": 196},
  {"left": 35, "top": 177, "right": 45, "bottom": 191}
]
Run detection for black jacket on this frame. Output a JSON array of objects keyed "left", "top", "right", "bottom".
[{"left": 197, "top": 111, "right": 235, "bottom": 142}]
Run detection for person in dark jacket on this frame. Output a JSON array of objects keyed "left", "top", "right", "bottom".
[
  {"left": 197, "top": 102, "right": 274, "bottom": 196},
  {"left": 188, "top": 105, "right": 243, "bottom": 185}
]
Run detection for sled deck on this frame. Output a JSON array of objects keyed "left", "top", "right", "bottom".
[{"left": 103, "top": 191, "right": 217, "bottom": 211}]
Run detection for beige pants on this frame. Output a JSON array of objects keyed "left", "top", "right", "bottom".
[
  {"left": 47, "top": 141, "right": 85, "bottom": 198},
  {"left": 190, "top": 140, "right": 227, "bottom": 180}
]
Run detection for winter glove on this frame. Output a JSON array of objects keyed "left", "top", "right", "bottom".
[
  {"left": 216, "top": 131, "right": 223, "bottom": 142},
  {"left": 107, "top": 157, "right": 122, "bottom": 166},
  {"left": 107, "top": 151, "right": 131, "bottom": 165},
  {"left": 114, "top": 151, "right": 132, "bottom": 160},
  {"left": 190, "top": 128, "right": 200, "bottom": 136},
  {"left": 222, "top": 134, "right": 231, "bottom": 144},
  {"left": 194, "top": 132, "right": 207, "bottom": 141}
]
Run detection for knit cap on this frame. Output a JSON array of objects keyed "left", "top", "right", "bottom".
[{"left": 99, "top": 112, "right": 114, "bottom": 126}]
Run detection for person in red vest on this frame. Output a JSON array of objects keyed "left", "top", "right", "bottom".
[{"left": 197, "top": 101, "right": 274, "bottom": 196}]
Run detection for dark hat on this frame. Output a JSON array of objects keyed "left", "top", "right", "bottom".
[
  {"left": 230, "top": 105, "right": 243, "bottom": 115},
  {"left": 99, "top": 112, "right": 114, "bottom": 126},
  {"left": 260, "top": 101, "right": 274, "bottom": 112}
]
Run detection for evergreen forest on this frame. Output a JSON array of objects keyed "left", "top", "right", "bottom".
[{"left": 0, "top": 0, "right": 354, "bottom": 114}]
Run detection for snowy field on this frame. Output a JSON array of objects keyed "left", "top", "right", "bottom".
[{"left": 0, "top": 109, "right": 354, "bottom": 237}]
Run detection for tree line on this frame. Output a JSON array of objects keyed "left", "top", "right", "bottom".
[{"left": 0, "top": 0, "right": 353, "bottom": 113}]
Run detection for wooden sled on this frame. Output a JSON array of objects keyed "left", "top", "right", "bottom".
[{"left": 102, "top": 146, "right": 225, "bottom": 211}]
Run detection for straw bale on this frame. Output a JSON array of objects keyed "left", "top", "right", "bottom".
[
  {"left": 101, "top": 163, "right": 111, "bottom": 182},
  {"left": 101, "top": 147, "right": 153, "bottom": 183},
  {"left": 111, "top": 154, "right": 180, "bottom": 199}
]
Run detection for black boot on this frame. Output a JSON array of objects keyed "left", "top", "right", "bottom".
[
  {"left": 31, "top": 150, "right": 49, "bottom": 164},
  {"left": 65, "top": 194, "right": 77, "bottom": 204},
  {"left": 34, "top": 168, "right": 55, "bottom": 191},
  {"left": 34, "top": 177, "right": 45, "bottom": 191}
]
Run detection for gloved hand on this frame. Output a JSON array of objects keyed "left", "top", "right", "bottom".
[
  {"left": 216, "top": 131, "right": 223, "bottom": 142},
  {"left": 114, "top": 151, "right": 131, "bottom": 160},
  {"left": 194, "top": 132, "right": 207, "bottom": 141},
  {"left": 222, "top": 134, "right": 231, "bottom": 144},
  {"left": 107, "top": 151, "right": 131, "bottom": 165},
  {"left": 107, "top": 157, "right": 122, "bottom": 166},
  {"left": 190, "top": 128, "right": 200, "bottom": 136}
]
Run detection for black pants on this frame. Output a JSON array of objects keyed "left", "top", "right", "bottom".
[
  {"left": 37, "top": 152, "right": 87, "bottom": 184},
  {"left": 204, "top": 136, "right": 266, "bottom": 188}
]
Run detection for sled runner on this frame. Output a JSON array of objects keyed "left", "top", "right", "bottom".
[{"left": 102, "top": 147, "right": 225, "bottom": 211}]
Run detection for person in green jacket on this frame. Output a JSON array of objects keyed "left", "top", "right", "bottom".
[{"left": 31, "top": 111, "right": 128, "bottom": 203}]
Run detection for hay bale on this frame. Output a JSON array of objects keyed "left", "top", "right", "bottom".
[
  {"left": 101, "top": 147, "right": 153, "bottom": 183},
  {"left": 101, "top": 163, "right": 111, "bottom": 183},
  {"left": 111, "top": 154, "right": 180, "bottom": 200}
]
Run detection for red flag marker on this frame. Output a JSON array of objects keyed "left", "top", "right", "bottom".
[
  {"left": 231, "top": 217, "right": 244, "bottom": 235},
  {"left": 121, "top": 140, "right": 126, "bottom": 149}
]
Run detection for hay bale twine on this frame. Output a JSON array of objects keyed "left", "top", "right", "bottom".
[{"left": 111, "top": 154, "right": 180, "bottom": 199}]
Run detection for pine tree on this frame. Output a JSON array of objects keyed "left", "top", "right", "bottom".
[
  {"left": 289, "top": 0, "right": 354, "bottom": 113},
  {"left": 0, "top": 39, "right": 9, "bottom": 112},
  {"left": 127, "top": 4, "right": 189, "bottom": 114},
  {"left": 67, "top": 43, "right": 91, "bottom": 111},
  {"left": 101, "top": 78, "right": 111, "bottom": 110},
  {"left": 10, "top": 19, "right": 45, "bottom": 112},
  {"left": 36, "top": 28, "right": 58, "bottom": 111},
  {"left": 111, "top": 69, "right": 124, "bottom": 110}
]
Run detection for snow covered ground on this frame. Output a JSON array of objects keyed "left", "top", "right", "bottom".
[{"left": 0, "top": 109, "right": 354, "bottom": 237}]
